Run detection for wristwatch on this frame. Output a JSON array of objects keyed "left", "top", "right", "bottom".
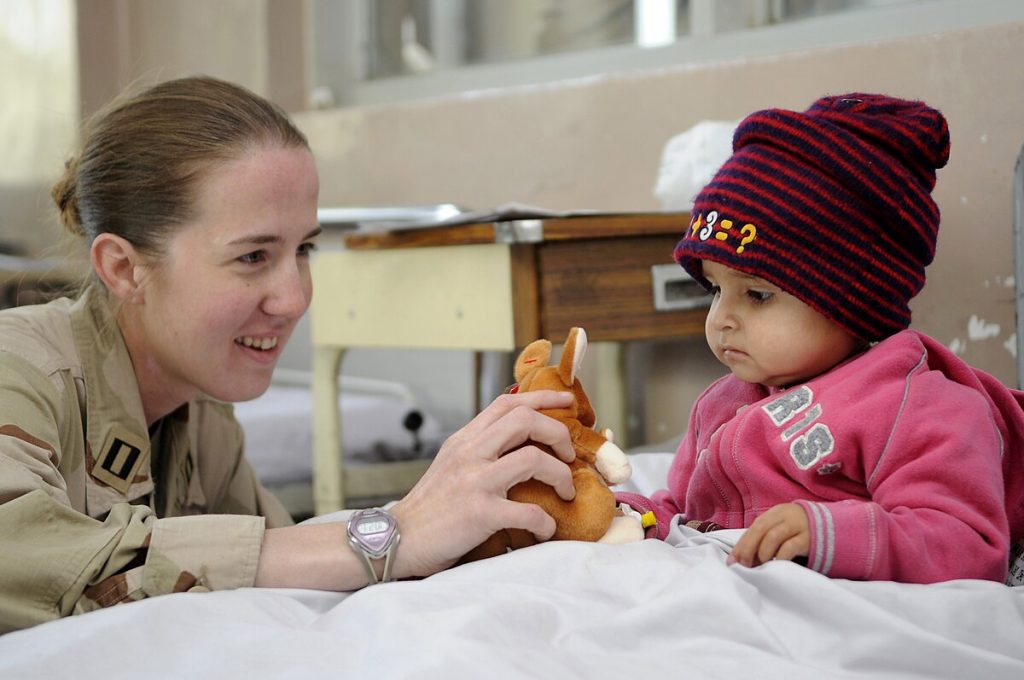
[{"left": 346, "top": 507, "right": 400, "bottom": 584}]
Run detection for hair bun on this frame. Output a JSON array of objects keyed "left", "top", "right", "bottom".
[{"left": 52, "top": 157, "right": 85, "bottom": 237}]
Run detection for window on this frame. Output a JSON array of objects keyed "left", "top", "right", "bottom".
[
  {"left": 310, "top": 0, "right": 950, "bottom": 108},
  {"left": 0, "top": 0, "right": 76, "bottom": 183}
]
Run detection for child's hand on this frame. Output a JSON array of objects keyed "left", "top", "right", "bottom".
[{"left": 727, "top": 503, "right": 809, "bottom": 568}]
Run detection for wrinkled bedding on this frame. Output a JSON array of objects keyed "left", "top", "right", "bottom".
[{"left": 2, "top": 453, "right": 1022, "bottom": 679}]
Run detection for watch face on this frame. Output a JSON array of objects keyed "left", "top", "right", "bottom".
[
  {"left": 350, "top": 509, "right": 398, "bottom": 556},
  {"left": 360, "top": 520, "right": 391, "bottom": 536}
]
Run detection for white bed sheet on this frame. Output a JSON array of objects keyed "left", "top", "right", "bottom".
[{"left": 2, "top": 452, "right": 1022, "bottom": 679}]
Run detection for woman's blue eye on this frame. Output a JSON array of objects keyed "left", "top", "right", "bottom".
[
  {"left": 239, "top": 250, "right": 266, "bottom": 264},
  {"left": 298, "top": 241, "right": 318, "bottom": 256}
]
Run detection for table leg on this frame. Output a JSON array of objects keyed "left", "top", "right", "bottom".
[
  {"left": 312, "top": 345, "right": 346, "bottom": 515},
  {"left": 589, "top": 342, "right": 629, "bottom": 450}
]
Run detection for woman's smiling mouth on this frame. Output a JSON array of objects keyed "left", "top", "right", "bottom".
[{"left": 236, "top": 335, "right": 278, "bottom": 351}]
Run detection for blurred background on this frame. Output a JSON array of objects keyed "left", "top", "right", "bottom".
[{"left": 3, "top": 0, "right": 1024, "bottom": 513}]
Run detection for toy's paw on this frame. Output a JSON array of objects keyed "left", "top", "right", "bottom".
[
  {"left": 595, "top": 440, "right": 631, "bottom": 485},
  {"left": 600, "top": 428, "right": 614, "bottom": 444},
  {"left": 598, "top": 514, "right": 645, "bottom": 544}
]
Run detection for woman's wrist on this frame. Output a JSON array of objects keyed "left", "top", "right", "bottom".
[
  {"left": 255, "top": 523, "right": 379, "bottom": 591},
  {"left": 386, "top": 500, "right": 423, "bottom": 581}
]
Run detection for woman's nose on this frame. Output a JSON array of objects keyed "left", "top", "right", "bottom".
[{"left": 264, "top": 262, "right": 312, "bottom": 318}]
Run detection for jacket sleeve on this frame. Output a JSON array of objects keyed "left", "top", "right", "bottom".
[
  {"left": 615, "top": 397, "right": 705, "bottom": 540},
  {"left": 796, "top": 371, "right": 1009, "bottom": 583},
  {"left": 0, "top": 354, "right": 265, "bottom": 633}
]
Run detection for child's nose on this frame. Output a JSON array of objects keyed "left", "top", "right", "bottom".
[{"left": 707, "top": 296, "right": 737, "bottom": 331}]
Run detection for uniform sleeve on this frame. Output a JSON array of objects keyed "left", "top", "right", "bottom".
[
  {"left": 0, "top": 354, "right": 266, "bottom": 633},
  {"left": 795, "top": 372, "right": 1010, "bottom": 583}
]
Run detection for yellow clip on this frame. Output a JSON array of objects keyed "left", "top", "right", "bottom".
[{"left": 641, "top": 511, "right": 656, "bottom": 529}]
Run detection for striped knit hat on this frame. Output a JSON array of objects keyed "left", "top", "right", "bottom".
[{"left": 673, "top": 93, "right": 950, "bottom": 341}]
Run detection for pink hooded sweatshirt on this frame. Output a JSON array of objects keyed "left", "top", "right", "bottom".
[{"left": 618, "top": 330, "right": 1024, "bottom": 583}]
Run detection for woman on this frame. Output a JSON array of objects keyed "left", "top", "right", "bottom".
[{"left": 0, "top": 76, "right": 576, "bottom": 632}]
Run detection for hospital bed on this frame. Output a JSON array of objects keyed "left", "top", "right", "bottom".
[{"left": 2, "top": 449, "right": 1022, "bottom": 679}]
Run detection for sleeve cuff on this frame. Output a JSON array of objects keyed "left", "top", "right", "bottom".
[
  {"left": 614, "top": 492, "right": 677, "bottom": 540},
  {"left": 143, "top": 514, "right": 265, "bottom": 596}
]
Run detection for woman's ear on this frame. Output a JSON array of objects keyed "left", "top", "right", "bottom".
[{"left": 90, "top": 233, "right": 145, "bottom": 302}]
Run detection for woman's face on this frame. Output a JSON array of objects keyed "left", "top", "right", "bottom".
[{"left": 125, "top": 145, "right": 320, "bottom": 421}]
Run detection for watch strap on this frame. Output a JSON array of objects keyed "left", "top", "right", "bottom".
[{"left": 349, "top": 535, "right": 399, "bottom": 584}]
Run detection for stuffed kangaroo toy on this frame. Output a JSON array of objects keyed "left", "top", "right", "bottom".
[{"left": 461, "top": 327, "right": 643, "bottom": 562}]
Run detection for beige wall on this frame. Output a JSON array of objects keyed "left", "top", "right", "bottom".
[
  {"left": 75, "top": 0, "right": 308, "bottom": 119},
  {"left": 27, "top": 7, "right": 1024, "bottom": 442},
  {"left": 76, "top": 0, "right": 268, "bottom": 119},
  {"left": 0, "top": 184, "right": 52, "bottom": 259},
  {"left": 1, "top": 1, "right": 279, "bottom": 260},
  {"left": 296, "top": 21, "right": 1024, "bottom": 438}
]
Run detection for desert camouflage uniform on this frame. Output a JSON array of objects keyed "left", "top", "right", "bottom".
[{"left": 0, "top": 286, "right": 293, "bottom": 633}]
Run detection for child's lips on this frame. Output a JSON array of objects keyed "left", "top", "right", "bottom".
[{"left": 721, "top": 346, "right": 748, "bottom": 360}]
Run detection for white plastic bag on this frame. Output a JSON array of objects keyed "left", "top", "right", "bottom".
[{"left": 653, "top": 120, "right": 739, "bottom": 211}]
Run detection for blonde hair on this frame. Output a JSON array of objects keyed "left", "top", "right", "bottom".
[{"left": 52, "top": 76, "right": 309, "bottom": 258}]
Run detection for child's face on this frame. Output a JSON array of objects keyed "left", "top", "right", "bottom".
[{"left": 702, "top": 260, "right": 861, "bottom": 387}]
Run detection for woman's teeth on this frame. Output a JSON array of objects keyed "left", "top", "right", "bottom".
[{"left": 237, "top": 336, "right": 278, "bottom": 351}]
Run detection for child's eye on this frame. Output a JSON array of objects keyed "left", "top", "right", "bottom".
[
  {"left": 238, "top": 250, "right": 266, "bottom": 265},
  {"left": 707, "top": 284, "right": 721, "bottom": 297},
  {"left": 298, "top": 241, "right": 318, "bottom": 257},
  {"left": 747, "top": 290, "right": 773, "bottom": 304}
]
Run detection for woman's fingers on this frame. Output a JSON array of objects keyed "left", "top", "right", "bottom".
[
  {"left": 459, "top": 391, "right": 571, "bottom": 437},
  {"left": 489, "top": 498, "right": 557, "bottom": 542},
  {"left": 483, "top": 405, "right": 576, "bottom": 465},
  {"left": 388, "top": 452, "right": 569, "bottom": 578},
  {"left": 491, "top": 445, "right": 576, "bottom": 501},
  {"left": 382, "top": 390, "right": 582, "bottom": 579}
]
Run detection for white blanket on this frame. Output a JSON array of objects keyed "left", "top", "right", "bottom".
[{"left": 2, "top": 453, "right": 1023, "bottom": 679}]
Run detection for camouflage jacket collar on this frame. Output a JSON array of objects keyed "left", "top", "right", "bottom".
[{"left": 70, "top": 287, "right": 156, "bottom": 512}]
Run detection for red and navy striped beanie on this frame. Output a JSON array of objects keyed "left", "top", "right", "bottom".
[{"left": 673, "top": 93, "right": 950, "bottom": 341}]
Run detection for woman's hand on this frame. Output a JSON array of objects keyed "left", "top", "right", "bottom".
[
  {"left": 727, "top": 502, "right": 809, "bottom": 568},
  {"left": 389, "top": 390, "right": 576, "bottom": 579},
  {"left": 255, "top": 390, "right": 576, "bottom": 591}
]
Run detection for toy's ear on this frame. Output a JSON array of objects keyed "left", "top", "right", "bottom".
[
  {"left": 514, "top": 339, "right": 552, "bottom": 383},
  {"left": 557, "top": 327, "right": 587, "bottom": 387}
]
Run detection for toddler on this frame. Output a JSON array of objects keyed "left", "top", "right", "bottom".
[{"left": 619, "top": 94, "right": 1024, "bottom": 583}]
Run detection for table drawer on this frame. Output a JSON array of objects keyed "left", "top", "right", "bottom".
[{"left": 535, "top": 235, "right": 709, "bottom": 342}]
